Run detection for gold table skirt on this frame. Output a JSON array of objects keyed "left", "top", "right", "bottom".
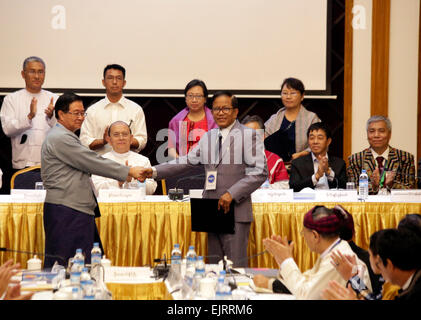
[{"left": 1, "top": 201, "right": 420, "bottom": 272}]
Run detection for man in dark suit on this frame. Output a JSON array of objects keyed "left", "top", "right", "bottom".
[
  {"left": 139, "top": 91, "right": 267, "bottom": 267},
  {"left": 289, "top": 122, "right": 346, "bottom": 192}
]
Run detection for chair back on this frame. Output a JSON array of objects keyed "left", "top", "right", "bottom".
[{"left": 10, "top": 166, "right": 42, "bottom": 189}]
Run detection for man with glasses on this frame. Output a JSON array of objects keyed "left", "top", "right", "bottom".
[
  {"left": 41, "top": 93, "right": 146, "bottom": 268},
  {"left": 80, "top": 64, "right": 147, "bottom": 155},
  {"left": 1, "top": 56, "right": 57, "bottom": 173},
  {"left": 139, "top": 91, "right": 268, "bottom": 267},
  {"left": 91, "top": 121, "right": 156, "bottom": 194}
]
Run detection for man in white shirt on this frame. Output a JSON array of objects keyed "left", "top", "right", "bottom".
[
  {"left": 92, "top": 121, "right": 156, "bottom": 194},
  {"left": 80, "top": 64, "right": 147, "bottom": 155},
  {"left": 0, "top": 56, "right": 57, "bottom": 170}
]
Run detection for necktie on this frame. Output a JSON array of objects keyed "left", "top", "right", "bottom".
[
  {"left": 376, "top": 156, "right": 384, "bottom": 173},
  {"left": 218, "top": 134, "right": 222, "bottom": 160}
]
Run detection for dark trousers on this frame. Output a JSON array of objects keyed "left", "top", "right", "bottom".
[
  {"left": 43, "top": 202, "right": 103, "bottom": 269},
  {"left": 207, "top": 222, "right": 251, "bottom": 267}
]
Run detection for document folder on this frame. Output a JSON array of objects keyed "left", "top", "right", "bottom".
[{"left": 190, "top": 198, "right": 235, "bottom": 234}]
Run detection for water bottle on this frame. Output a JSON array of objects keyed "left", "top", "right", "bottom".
[
  {"left": 91, "top": 242, "right": 102, "bottom": 280},
  {"left": 139, "top": 181, "right": 146, "bottom": 200},
  {"left": 80, "top": 267, "right": 91, "bottom": 290},
  {"left": 74, "top": 248, "right": 85, "bottom": 270},
  {"left": 358, "top": 169, "right": 369, "bottom": 200},
  {"left": 169, "top": 243, "right": 182, "bottom": 286},
  {"left": 70, "top": 261, "right": 81, "bottom": 286},
  {"left": 185, "top": 245, "right": 197, "bottom": 272},
  {"left": 82, "top": 280, "right": 95, "bottom": 300},
  {"left": 195, "top": 256, "right": 205, "bottom": 278},
  {"left": 260, "top": 178, "right": 270, "bottom": 189},
  {"left": 215, "top": 273, "right": 226, "bottom": 300},
  {"left": 72, "top": 287, "right": 81, "bottom": 300}
]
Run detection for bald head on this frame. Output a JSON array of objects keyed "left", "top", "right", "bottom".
[{"left": 107, "top": 121, "right": 133, "bottom": 154}]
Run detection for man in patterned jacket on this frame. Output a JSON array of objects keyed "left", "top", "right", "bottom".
[{"left": 347, "top": 115, "right": 415, "bottom": 194}]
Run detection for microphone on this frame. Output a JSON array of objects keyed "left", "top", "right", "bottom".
[
  {"left": 168, "top": 173, "right": 205, "bottom": 201},
  {"left": 0, "top": 247, "right": 67, "bottom": 267}
]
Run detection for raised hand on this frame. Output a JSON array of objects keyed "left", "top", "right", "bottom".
[
  {"left": 44, "top": 97, "right": 55, "bottom": 118},
  {"left": 28, "top": 97, "right": 37, "bottom": 120},
  {"left": 263, "top": 235, "right": 294, "bottom": 267},
  {"left": 321, "top": 280, "right": 359, "bottom": 300}
]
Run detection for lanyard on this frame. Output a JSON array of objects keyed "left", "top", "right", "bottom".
[{"left": 379, "top": 159, "right": 388, "bottom": 188}]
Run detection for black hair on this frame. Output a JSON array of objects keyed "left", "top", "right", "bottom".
[
  {"left": 55, "top": 92, "right": 83, "bottom": 119},
  {"left": 241, "top": 115, "right": 265, "bottom": 130},
  {"left": 373, "top": 228, "right": 421, "bottom": 270},
  {"left": 307, "top": 122, "right": 332, "bottom": 140},
  {"left": 103, "top": 64, "right": 126, "bottom": 79},
  {"left": 281, "top": 77, "right": 305, "bottom": 95},
  {"left": 184, "top": 79, "right": 208, "bottom": 104},
  {"left": 210, "top": 90, "right": 238, "bottom": 109},
  {"left": 397, "top": 213, "right": 421, "bottom": 238}
]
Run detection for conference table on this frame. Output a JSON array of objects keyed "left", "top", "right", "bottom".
[{"left": 1, "top": 192, "right": 420, "bottom": 274}]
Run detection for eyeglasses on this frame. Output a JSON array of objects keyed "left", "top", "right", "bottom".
[
  {"left": 186, "top": 94, "right": 204, "bottom": 100},
  {"left": 111, "top": 132, "right": 130, "bottom": 138},
  {"left": 105, "top": 76, "right": 124, "bottom": 82},
  {"left": 212, "top": 107, "right": 233, "bottom": 114},
  {"left": 281, "top": 91, "right": 299, "bottom": 97},
  {"left": 66, "top": 111, "right": 86, "bottom": 117},
  {"left": 26, "top": 70, "right": 45, "bottom": 76}
]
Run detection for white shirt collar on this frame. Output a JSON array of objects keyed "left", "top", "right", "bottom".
[
  {"left": 402, "top": 271, "right": 416, "bottom": 290},
  {"left": 105, "top": 95, "right": 125, "bottom": 108},
  {"left": 371, "top": 147, "right": 389, "bottom": 161},
  {"left": 218, "top": 120, "right": 237, "bottom": 142},
  {"left": 110, "top": 149, "right": 131, "bottom": 159}
]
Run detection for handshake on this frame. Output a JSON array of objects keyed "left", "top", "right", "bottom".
[{"left": 128, "top": 167, "right": 153, "bottom": 182}]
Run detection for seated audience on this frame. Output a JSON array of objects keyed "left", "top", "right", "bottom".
[
  {"left": 264, "top": 77, "right": 320, "bottom": 163},
  {"left": 0, "top": 259, "right": 33, "bottom": 300},
  {"left": 92, "top": 121, "right": 157, "bottom": 194},
  {"left": 252, "top": 205, "right": 371, "bottom": 299},
  {"left": 322, "top": 213, "right": 421, "bottom": 300},
  {"left": 347, "top": 115, "right": 416, "bottom": 194},
  {"left": 168, "top": 79, "right": 217, "bottom": 159},
  {"left": 289, "top": 122, "right": 347, "bottom": 192},
  {"left": 242, "top": 115, "right": 289, "bottom": 188}
]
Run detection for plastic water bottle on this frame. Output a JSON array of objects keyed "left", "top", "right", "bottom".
[
  {"left": 195, "top": 256, "right": 205, "bottom": 278},
  {"left": 170, "top": 244, "right": 182, "bottom": 281},
  {"left": 358, "top": 169, "right": 369, "bottom": 200},
  {"left": 185, "top": 245, "right": 197, "bottom": 272},
  {"left": 74, "top": 248, "right": 85, "bottom": 270},
  {"left": 139, "top": 181, "right": 146, "bottom": 199},
  {"left": 91, "top": 242, "right": 102, "bottom": 280},
  {"left": 72, "top": 287, "right": 81, "bottom": 300},
  {"left": 215, "top": 272, "right": 226, "bottom": 300},
  {"left": 260, "top": 178, "right": 270, "bottom": 189},
  {"left": 82, "top": 280, "right": 95, "bottom": 300},
  {"left": 80, "top": 267, "right": 91, "bottom": 290},
  {"left": 70, "top": 261, "right": 81, "bottom": 286}
]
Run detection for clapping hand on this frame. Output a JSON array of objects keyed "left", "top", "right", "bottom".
[
  {"left": 28, "top": 97, "right": 37, "bottom": 120},
  {"left": 321, "top": 280, "right": 359, "bottom": 300},
  {"left": 330, "top": 250, "right": 358, "bottom": 281},
  {"left": 263, "top": 235, "right": 294, "bottom": 267},
  {"left": 44, "top": 97, "right": 55, "bottom": 118}
]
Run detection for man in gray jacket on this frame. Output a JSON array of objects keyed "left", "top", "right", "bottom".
[
  {"left": 139, "top": 91, "right": 267, "bottom": 267},
  {"left": 41, "top": 92, "right": 144, "bottom": 268}
]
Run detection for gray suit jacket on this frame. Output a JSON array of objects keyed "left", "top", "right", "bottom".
[
  {"left": 41, "top": 124, "right": 130, "bottom": 216},
  {"left": 156, "top": 120, "right": 268, "bottom": 222}
]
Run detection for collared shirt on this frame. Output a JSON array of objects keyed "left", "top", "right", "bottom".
[
  {"left": 371, "top": 147, "right": 390, "bottom": 169},
  {"left": 91, "top": 150, "right": 157, "bottom": 195},
  {"left": 218, "top": 120, "right": 237, "bottom": 144},
  {"left": 80, "top": 96, "right": 147, "bottom": 155},
  {"left": 0, "top": 88, "right": 58, "bottom": 169},
  {"left": 311, "top": 152, "right": 335, "bottom": 189},
  {"left": 402, "top": 272, "right": 416, "bottom": 291}
]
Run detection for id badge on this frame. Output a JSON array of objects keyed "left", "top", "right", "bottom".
[{"left": 205, "top": 170, "right": 217, "bottom": 190}]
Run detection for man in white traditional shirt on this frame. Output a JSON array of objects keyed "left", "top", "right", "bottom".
[
  {"left": 80, "top": 64, "right": 147, "bottom": 155},
  {"left": 92, "top": 121, "right": 156, "bottom": 194},
  {"left": 0, "top": 56, "right": 57, "bottom": 171}
]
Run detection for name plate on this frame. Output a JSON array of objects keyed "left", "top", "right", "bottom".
[
  {"left": 390, "top": 190, "right": 421, "bottom": 203},
  {"left": 98, "top": 189, "right": 145, "bottom": 202},
  {"left": 315, "top": 190, "right": 359, "bottom": 202},
  {"left": 104, "top": 267, "right": 156, "bottom": 283},
  {"left": 10, "top": 189, "right": 46, "bottom": 202},
  {"left": 252, "top": 189, "right": 294, "bottom": 202}
]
